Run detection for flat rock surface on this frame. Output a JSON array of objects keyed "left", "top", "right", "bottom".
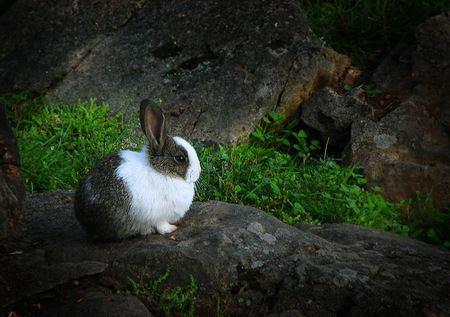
[{"left": 1, "top": 191, "right": 449, "bottom": 316}]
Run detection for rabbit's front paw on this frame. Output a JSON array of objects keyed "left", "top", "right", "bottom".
[{"left": 156, "top": 223, "right": 178, "bottom": 234}]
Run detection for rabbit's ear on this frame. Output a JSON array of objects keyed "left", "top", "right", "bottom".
[{"left": 140, "top": 100, "right": 167, "bottom": 151}]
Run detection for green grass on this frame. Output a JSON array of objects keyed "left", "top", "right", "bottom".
[
  {"left": 127, "top": 265, "right": 198, "bottom": 317},
  {"left": 300, "top": 0, "right": 450, "bottom": 67},
  {"left": 196, "top": 112, "right": 403, "bottom": 232},
  {"left": 2, "top": 92, "right": 141, "bottom": 192}
]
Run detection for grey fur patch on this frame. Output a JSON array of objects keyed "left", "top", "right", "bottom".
[
  {"left": 74, "top": 152, "right": 134, "bottom": 241},
  {"left": 144, "top": 138, "right": 190, "bottom": 180}
]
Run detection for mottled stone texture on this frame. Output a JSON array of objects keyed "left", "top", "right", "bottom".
[
  {"left": 1, "top": 191, "right": 449, "bottom": 316},
  {"left": 0, "top": 0, "right": 349, "bottom": 144}
]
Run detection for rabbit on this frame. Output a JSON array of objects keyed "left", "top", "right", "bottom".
[{"left": 74, "top": 99, "right": 201, "bottom": 241}]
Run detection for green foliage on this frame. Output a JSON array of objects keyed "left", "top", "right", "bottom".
[
  {"left": 128, "top": 265, "right": 198, "bottom": 317},
  {"left": 197, "top": 112, "right": 402, "bottom": 232},
  {"left": 401, "top": 193, "right": 450, "bottom": 248},
  {"left": 2, "top": 92, "right": 141, "bottom": 192},
  {"left": 300, "top": 0, "right": 450, "bottom": 67},
  {"left": 197, "top": 112, "right": 450, "bottom": 248}
]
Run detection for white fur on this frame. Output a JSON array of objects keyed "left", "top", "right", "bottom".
[{"left": 116, "top": 138, "right": 201, "bottom": 235}]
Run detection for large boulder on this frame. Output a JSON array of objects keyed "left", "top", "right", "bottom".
[
  {"left": 342, "top": 13, "right": 450, "bottom": 207},
  {"left": 0, "top": 104, "right": 25, "bottom": 238},
  {"left": 1, "top": 191, "right": 449, "bottom": 316},
  {"left": 300, "top": 87, "right": 372, "bottom": 150},
  {"left": 0, "top": 0, "right": 349, "bottom": 144},
  {"left": 373, "top": 12, "right": 450, "bottom": 132},
  {"left": 343, "top": 101, "right": 450, "bottom": 208},
  {"left": 294, "top": 12, "right": 450, "bottom": 209}
]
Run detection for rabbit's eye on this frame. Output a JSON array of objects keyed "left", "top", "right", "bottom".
[{"left": 174, "top": 155, "right": 186, "bottom": 163}]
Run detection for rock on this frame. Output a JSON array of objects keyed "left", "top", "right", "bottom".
[
  {"left": 372, "top": 13, "right": 450, "bottom": 132},
  {"left": 343, "top": 101, "right": 450, "bottom": 208},
  {"left": 300, "top": 87, "right": 372, "bottom": 150},
  {"left": 1, "top": 191, "right": 449, "bottom": 316},
  {"left": 339, "top": 13, "right": 450, "bottom": 208},
  {"left": 36, "top": 290, "right": 153, "bottom": 317},
  {"left": 0, "top": 104, "right": 25, "bottom": 239},
  {"left": 0, "top": 0, "right": 350, "bottom": 144}
]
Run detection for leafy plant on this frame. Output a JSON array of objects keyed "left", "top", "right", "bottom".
[
  {"left": 128, "top": 265, "right": 198, "bottom": 317},
  {"left": 401, "top": 192, "right": 450, "bottom": 248}
]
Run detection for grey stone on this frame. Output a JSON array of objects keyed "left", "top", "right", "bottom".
[
  {"left": 373, "top": 13, "right": 450, "bottom": 131},
  {"left": 1, "top": 191, "right": 449, "bottom": 316},
  {"left": 362, "top": 13, "right": 450, "bottom": 208},
  {"left": 0, "top": 0, "right": 349, "bottom": 144},
  {"left": 38, "top": 290, "right": 153, "bottom": 317},
  {"left": 343, "top": 101, "right": 450, "bottom": 208},
  {"left": 300, "top": 87, "right": 372, "bottom": 147}
]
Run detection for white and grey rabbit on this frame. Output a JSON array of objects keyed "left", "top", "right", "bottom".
[{"left": 74, "top": 100, "right": 201, "bottom": 241}]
